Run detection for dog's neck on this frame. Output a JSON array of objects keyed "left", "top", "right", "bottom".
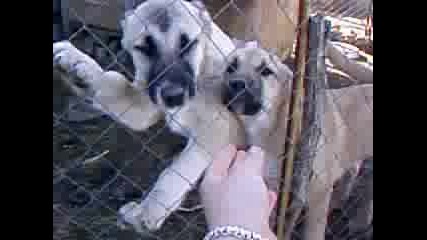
[
  {"left": 165, "top": 79, "right": 227, "bottom": 138},
  {"left": 241, "top": 112, "right": 270, "bottom": 145}
]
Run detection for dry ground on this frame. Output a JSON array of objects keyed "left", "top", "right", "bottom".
[{"left": 53, "top": 99, "right": 208, "bottom": 240}]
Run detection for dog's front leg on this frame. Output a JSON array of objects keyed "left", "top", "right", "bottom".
[
  {"left": 53, "top": 41, "right": 163, "bottom": 132},
  {"left": 118, "top": 138, "right": 210, "bottom": 232},
  {"left": 303, "top": 178, "right": 333, "bottom": 240},
  {"left": 53, "top": 41, "right": 106, "bottom": 90}
]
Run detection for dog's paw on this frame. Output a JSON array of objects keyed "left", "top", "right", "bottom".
[
  {"left": 53, "top": 41, "right": 104, "bottom": 85},
  {"left": 118, "top": 198, "right": 169, "bottom": 232},
  {"left": 117, "top": 201, "right": 148, "bottom": 234}
]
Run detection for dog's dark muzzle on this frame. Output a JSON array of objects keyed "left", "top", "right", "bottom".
[
  {"left": 223, "top": 79, "right": 246, "bottom": 106},
  {"left": 223, "top": 78, "right": 263, "bottom": 116},
  {"left": 229, "top": 80, "right": 247, "bottom": 94},
  {"left": 161, "top": 85, "right": 185, "bottom": 108},
  {"left": 148, "top": 58, "right": 195, "bottom": 108}
]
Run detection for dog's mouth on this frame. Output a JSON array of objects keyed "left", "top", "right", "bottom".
[
  {"left": 226, "top": 98, "right": 263, "bottom": 116},
  {"left": 147, "top": 59, "right": 195, "bottom": 109},
  {"left": 161, "top": 86, "right": 186, "bottom": 108},
  {"left": 158, "top": 84, "right": 188, "bottom": 108},
  {"left": 222, "top": 80, "right": 262, "bottom": 116},
  {"left": 148, "top": 82, "right": 194, "bottom": 109}
]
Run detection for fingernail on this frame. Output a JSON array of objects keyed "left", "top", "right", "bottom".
[
  {"left": 248, "top": 145, "right": 263, "bottom": 155},
  {"left": 229, "top": 144, "right": 237, "bottom": 151},
  {"left": 217, "top": 144, "right": 236, "bottom": 159},
  {"left": 235, "top": 144, "right": 249, "bottom": 151},
  {"left": 225, "top": 144, "right": 237, "bottom": 155}
]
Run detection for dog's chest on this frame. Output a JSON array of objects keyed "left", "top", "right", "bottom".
[
  {"left": 164, "top": 100, "right": 221, "bottom": 139},
  {"left": 243, "top": 112, "right": 272, "bottom": 145}
]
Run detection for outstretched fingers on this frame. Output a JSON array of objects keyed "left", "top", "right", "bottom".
[
  {"left": 230, "top": 145, "right": 266, "bottom": 177},
  {"left": 203, "top": 144, "right": 238, "bottom": 181}
]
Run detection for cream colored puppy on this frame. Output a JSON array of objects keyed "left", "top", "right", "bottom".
[{"left": 220, "top": 45, "right": 373, "bottom": 240}]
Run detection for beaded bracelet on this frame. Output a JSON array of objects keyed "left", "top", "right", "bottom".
[{"left": 203, "top": 226, "right": 269, "bottom": 240}]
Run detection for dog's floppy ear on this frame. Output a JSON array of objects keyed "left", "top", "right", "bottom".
[
  {"left": 188, "top": 0, "right": 212, "bottom": 34},
  {"left": 124, "top": 0, "right": 144, "bottom": 12},
  {"left": 270, "top": 54, "right": 293, "bottom": 84},
  {"left": 121, "top": 0, "right": 146, "bottom": 29},
  {"left": 232, "top": 39, "right": 245, "bottom": 48},
  {"left": 185, "top": 0, "right": 205, "bottom": 9},
  {"left": 232, "top": 39, "right": 260, "bottom": 49},
  {"left": 120, "top": 18, "right": 127, "bottom": 30}
]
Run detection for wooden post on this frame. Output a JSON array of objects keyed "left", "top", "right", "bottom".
[
  {"left": 276, "top": 0, "right": 310, "bottom": 239},
  {"left": 279, "top": 14, "right": 330, "bottom": 240}
]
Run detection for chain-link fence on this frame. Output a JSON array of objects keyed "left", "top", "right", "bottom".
[{"left": 53, "top": 0, "right": 373, "bottom": 239}]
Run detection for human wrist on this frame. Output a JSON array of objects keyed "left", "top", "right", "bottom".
[
  {"left": 214, "top": 237, "right": 240, "bottom": 240},
  {"left": 208, "top": 219, "right": 268, "bottom": 235}
]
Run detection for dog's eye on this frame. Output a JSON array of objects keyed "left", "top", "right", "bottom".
[
  {"left": 180, "top": 34, "right": 190, "bottom": 49},
  {"left": 179, "top": 34, "right": 198, "bottom": 57},
  {"left": 226, "top": 58, "right": 239, "bottom": 74},
  {"left": 134, "top": 35, "right": 158, "bottom": 58},
  {"left": 260, "top": 67, "right": 274, "bottom": 77},
  {"left": 257, "top": 61, "right": 274, "bottom": 76}
]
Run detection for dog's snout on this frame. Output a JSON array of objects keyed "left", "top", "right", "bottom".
[
  {"left": 147, "top": 57, "right": 195, "bottom": 108},
  {"left": 161, "top": 86, "right": 185, "bottom": 108},
  {"left": 229, "top": 80, "right": 246, "bottom": 92}
]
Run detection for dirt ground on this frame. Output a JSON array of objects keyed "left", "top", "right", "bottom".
[{"left": 53, "top": 98, "right": 209, "bottom": 240}]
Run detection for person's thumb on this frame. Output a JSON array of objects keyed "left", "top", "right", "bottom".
[
  {"left": 267, "top": 190, "right": 278, "bottom": 216},
  {"left": 204, "top": 144, "right": 237, "bottom": 180},
  {"left": 242, "top": 145, "right": 266, "bottom": 175}
]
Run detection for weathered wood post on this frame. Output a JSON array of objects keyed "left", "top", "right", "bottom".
[{"left": 276, "top": 10, "right": 331, "bottom": 240}]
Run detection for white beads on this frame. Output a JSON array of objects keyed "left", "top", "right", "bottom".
[{"left": 203, "top": 226, "right": 268, "bottom": 240}]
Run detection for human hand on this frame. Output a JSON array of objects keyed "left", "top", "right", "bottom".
[{"left": 200, "top": 145, "right": 277, "bottom": 239}]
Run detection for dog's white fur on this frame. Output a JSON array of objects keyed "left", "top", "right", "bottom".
[
  {"left": 222, "top": 45, "right": 373, "bottom": 240},
  {"left": 120, "top": 0, "right": 236, "bottom": 99},
  {"left": 53, "top": 41, "right": 246, "bottom": 232},
  {"left": 53, "top": 0, "right": 245, "bottom": 232}
]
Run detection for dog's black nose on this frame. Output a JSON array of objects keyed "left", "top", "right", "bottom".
[
  {"left": 229, "top": 80, "right": 246, "bottom": 92},
  {"left": 161, "top": 87, "right": 185, "bottom": 108}
]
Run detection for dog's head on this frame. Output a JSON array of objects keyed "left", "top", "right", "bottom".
[
  {"left": 221, "top": 45, "right": 293, "bottom": 116},
  {"left": 120, "top": 0, "right": 212, "bottom": 110}
]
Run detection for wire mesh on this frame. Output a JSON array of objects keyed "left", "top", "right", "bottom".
[{"left": 53, "top": 0, "right": 373, "bottom": 240}]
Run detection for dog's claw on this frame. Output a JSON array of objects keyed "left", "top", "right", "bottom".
[
  {"left": 118, "top": 201, "right": 148, "bottom": 234},
  {"left": 53, "top": 40, "right": 103, "bottom": 86},
  {"left": 117, "top": 198, "right": 168, "bottom": 233},
  {"left": 70, "top": 60, "right": 87, "bottom": 79},
  {"left": 53, "top": 54, "right": 60, "bottom": 63}
]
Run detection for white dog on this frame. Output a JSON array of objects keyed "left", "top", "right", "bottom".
[{"left": 53, "top": 0, "right": 246, "bottom": 232}]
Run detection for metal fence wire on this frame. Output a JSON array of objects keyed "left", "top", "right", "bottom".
[{"left": 53, "top": 0, "right": 373, "bottom": 240}]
